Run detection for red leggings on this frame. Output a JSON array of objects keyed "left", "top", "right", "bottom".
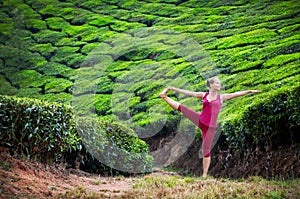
[{"left": 178, "top": 104, "right": 215, "bottom": 158}]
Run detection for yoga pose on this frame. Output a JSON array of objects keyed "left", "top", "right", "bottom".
[{"left": 159, "top": 76, "right": 261, "bottom": 177}]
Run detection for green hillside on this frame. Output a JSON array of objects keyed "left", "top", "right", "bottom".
[{"left": 1, "top": 0, "right": 299, "bottom": 158}]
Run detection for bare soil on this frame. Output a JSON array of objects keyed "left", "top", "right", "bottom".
[
  {"left": 0, "top": 147, "right": 133, "bottom": 198},
  {"left": 0, "top": 147, "right": 181, "bottom": 199}
]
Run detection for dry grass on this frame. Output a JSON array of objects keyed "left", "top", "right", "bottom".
[
  {"left": 118, "top": 175, "right": 300, "bottom": 199},
  {"left": 57, "top": 175, "right": 300, "bottom": 199}
]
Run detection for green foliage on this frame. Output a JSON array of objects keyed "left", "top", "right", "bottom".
[
  {"left": 88, "top": 15, "right": 114, "bottom": 27},
  {"left": 33, "top": 29, "right": 66, "bottom": 44},
  {"left": 50, "top": 46, "right": 85, "bottom": 68},
  {"left": 76, "top": 116, "right": 153, "bottom": 174},
  {"left": 0, "top": 75, "right": 18, "bottom": 96},
  {"left": 210, "top": 28, "right": 278, "bottom": 49},
  {"left": 81, "top": 43, "right": 101, "bottom": 55},
  {"left": 34, "top": 62, "right": 75, "bottom": 78},
  {"left": 29, "top": 43, "right": 57, "bottom": 59},
  {"left": 110, "top": 21, "right": 146, "bottom": 32},
  {"left": 16, "top": 87, "right": 41, "bottom": 98},
  {"left": 0, "top": 95, "right": 80, "bottom": 162},
  {"left": 24, "top": 19, "right": 47, "bottom": 33},
  {"left": 137, "top": 2, "right": 184, "bottom": 17},
  {"left": 36, "top": 92, "right": 73, "bottom": 103},
  {"left": 222, "top": 84, "right": 300, "bottom": 149},
  {"left": 263, "top": 52, "right": 300, "bottom": 68},
  {"left": 94, "top": 94, "right": 112, "bottom": 115},
  {"left": 46, "top": 17, "right": 69, "bottom": 31},
  {"left": 7, "top": 70, "right": 47, "bottom": 88},
  {"left": 44, "top": 78, "right": 73, "bottom": 93}
]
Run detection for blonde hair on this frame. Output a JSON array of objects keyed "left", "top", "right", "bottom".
[{"left": 206, "top": 76, "right": 220, "bottom": 88}]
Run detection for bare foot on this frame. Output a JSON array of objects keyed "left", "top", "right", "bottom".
[{"left": 159, "top": 88, "right": 169, "bottom": 98}]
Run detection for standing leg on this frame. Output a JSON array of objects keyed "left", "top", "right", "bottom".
[
  {"left": 201, "top": 124, "right": 216, "bottom": 178},
  {"left": 203, "top": 157, "right": 211, "bottom": 178}
]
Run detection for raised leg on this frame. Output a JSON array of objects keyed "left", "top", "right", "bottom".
[{"left": 159, "top": 87, "right": 180, "bottom": 110}]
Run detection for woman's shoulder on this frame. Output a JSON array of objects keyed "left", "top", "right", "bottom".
[{"left": 203, "top": 92, "right": 209, "bottom": 98}]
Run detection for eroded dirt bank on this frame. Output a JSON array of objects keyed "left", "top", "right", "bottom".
[{"left": 146, "top": 133, "right": 300, "bottom": 179}]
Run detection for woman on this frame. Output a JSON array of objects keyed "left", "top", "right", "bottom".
[{"left": 159, "top": 76, "right": 261, "bottom": 177}]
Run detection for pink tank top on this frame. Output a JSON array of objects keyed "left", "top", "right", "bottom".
[{"left": 199, "top": 92, "right": 222, "bottom": 128}]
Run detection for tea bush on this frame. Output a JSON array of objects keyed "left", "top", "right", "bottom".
[
  {"left": 44, "top": 78, "right": 73, "bottom": 93},
  {"left": 34, "top": 62, "right": 75, "bottom": 78},
  {"left": 29, "top": 43, "right": 57, "bottom": 59},
  {"left": 16, "top": 87, "right": 41, "bottom": 98},
  {"left": 46, "top": 17, "right": 69, "bottom": 31},
  {"left": 222, "top": 84, "right": 300, "bottom": 150},
  {"left": 7, "top": 70, "right": 47, "bottom": 88},
  {"left": 25, "top": 19, "right": 47, "bottom": 33},
  {"left": 33, "top": 29, "right": 66, "bottom": 44},
  {"left": 0, "top": 95, "right": 80, "bottom": 162},
  {"left": 76, "top": 116, "right": 153, "bottom": 175},
  {"left": 0, "top": 75, "right": 18, "bottom": 96}
]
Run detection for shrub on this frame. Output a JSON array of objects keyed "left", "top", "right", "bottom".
[
  {"left": 72, "top": 94, "right": 111, "bottom": 116},
  {"left": 263, "top": 52, "right": 300, "bottom": 68},
  {"left": 110, "top": 21, "right": 146, "bottom": 32},
  {"left": 36, "top": 92, "right": 73, "bottom": 103},
  {"left": 0, "top": 95, "right": 80, "bottom": 162},
  {"left": 29, "top": 43, "right": 57, "bottom": 59},
  {"left": 76, "top": 116, "right": 153, "bottom": 175},
  {"left": 55, "top": 37, "right": 87, "bottom": 47},
  {"left": 44, "top": 78, "right": 73, "bottom": 93},
  {"left": 0, "top": 75, "right": 18, "bottom": 96},
  {"left": 25, "top": 0, "right": 60, "bottom": 10},
  {"left": 46, "top": 17, "right": 69, "bottom": 31},
  {"left": 34, "top": 62, "right": 75, "bottom": 78},
  {"left": 50, "top": 46, "right": 85, "bottom": 68},
  {"left": 88, "top": 15, "right": 114, "bottom": 27},
  {"left": 16, "top": 88, "right": 41, "bottom": 98},
  {"left": 94, "top": 94, "right": 112, "bottom": 116},
  {"left": 96, "top": 76, "right": 114, "bottom": 94},
  {"left": 7, "top": 70, "right": 47, "bottom": 88},
  {"left": 24, "top": 19, "right": 47, "bottom": 33},
  {"left": 33, "top": 29, "right": 66, "bottom": 44},
  {"left": 81, "top": 43, "right": 101, "bottom": 55},
  {"left": 222, "top": 84, "right": 300, "bottom": 150},
  {"left": 39, "top": 4, "right": 61, "bottom": 17},
  {"left": 136, "top": 2, "right": 184, "bottom": 17},
  {"left": 60, "top": 7, "right": 91, "bottom": 23},
  {"left": 0, "top": 44, "right": 34, "bottom": 69},
  {"left": 62, "top": 24, "right": 92, "bottom": 37},
  {"left": 213, "top": 28, "right": 278, "bottom": 49}
]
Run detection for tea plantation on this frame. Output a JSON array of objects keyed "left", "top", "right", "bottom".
[{"left": 0, "top": 0, "right": 299, "bottom": 176}]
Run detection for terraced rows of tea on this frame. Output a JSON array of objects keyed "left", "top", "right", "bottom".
[{"left": 1, "top": 0, "right": 299, "bottom": 149}]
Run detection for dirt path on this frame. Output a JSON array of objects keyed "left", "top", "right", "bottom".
[
  {"left": 0, "top": 147, "right": 135, "bottom": 198},
  {"left": 0, "top": 147, "right": 184, "bottom": 198}
]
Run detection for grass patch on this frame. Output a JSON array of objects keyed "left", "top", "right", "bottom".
[{"left": 122, "top": 175, "right": 300, "bottom": 199}]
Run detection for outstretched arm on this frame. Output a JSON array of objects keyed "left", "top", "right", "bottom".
[
  {"left": 222, "top": 90, "right": 261, "bottom": 101},
  {"left": 169, "top": 86, "right": 205, "bottom": 98}
]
